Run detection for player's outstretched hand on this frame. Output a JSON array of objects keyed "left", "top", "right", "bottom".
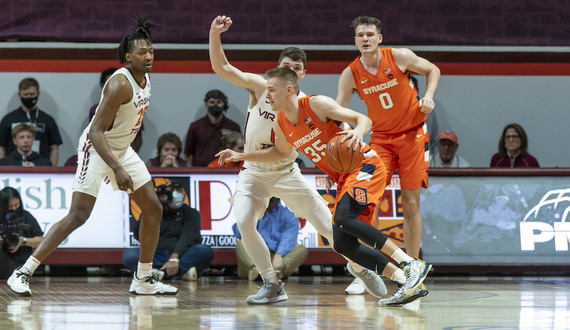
[
  {"left": 211, "top": 15, "right": 233, "bottom": 34},
  {"left": 419, "top": 97, "right": 435, "bottom": 113},
  {"left": 216, "top": 148, "right": 242, "bottom": 165}
]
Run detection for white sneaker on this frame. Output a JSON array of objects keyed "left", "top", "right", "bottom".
[
  {"left": 8, "top": 266, "right": 32, "bottom": 297},
  {"left": 379, "top": 285, "right": 428, "bottom": 306},
  {"left": 182, "top": 266, "right": 197, "bottom": 281},
  {"left": 400, "top": 259, "right": 431, "bottom": 296},
  {"left": 347, "top": 262, "right": 387, "bottom": 298},
  {"left": 246, "top": 279, "right": 288, "bottom": 304},
  {"left": 129, "top": 272, "right": 178, "bottom": 295},
  {"left": 150, "top": 269, "right": 165, "bottom": 281},
  {"left": 345, "top": 278, "right": 365, "bottom": 295}
]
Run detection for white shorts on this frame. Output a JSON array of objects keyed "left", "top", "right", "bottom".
[
  {"left": 232, "top": 162, "right": 334, "bottom": 242},
  {"left": 72, "top": 145, "right": 151, "bottom": 198}
]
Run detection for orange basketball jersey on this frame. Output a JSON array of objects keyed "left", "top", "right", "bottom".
[
  {"left": 349, "top": 47, "right": 425, "bottom": 134},
  {"left": 277, "top": 95, "right": 343, "bottom": 183},
  {"left": 277, "top": 96, "right": 387, "bottom": 223}
]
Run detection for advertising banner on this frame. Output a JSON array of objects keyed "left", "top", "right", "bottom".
[{"left": 421, "top": 176, "right": 570, "bottom": 264}]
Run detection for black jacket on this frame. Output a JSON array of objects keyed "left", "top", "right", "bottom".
[{"left": 0, "top": 149, "right": 52, "bottom": 166}]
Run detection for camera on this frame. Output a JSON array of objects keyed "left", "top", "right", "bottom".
[
  {"left": 156, "top": 182, "right": 183, "bottom": 206},
  {"left": 0, "top": 211, "right": 30, "bottom": 248}
]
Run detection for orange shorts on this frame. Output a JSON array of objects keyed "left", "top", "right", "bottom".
[
  {"left": 370, "top": 122, "right": 429, "bottom": 190},
  {"left": 331, "top": 149, "right": 386, "bottom": 226}
]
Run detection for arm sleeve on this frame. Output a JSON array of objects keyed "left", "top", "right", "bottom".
[
  {"left": 173, "top": 207, "right": 202, "bottom": 256},
  {"left": 275, "top": 206, "right": 299, "bottom": 256}
]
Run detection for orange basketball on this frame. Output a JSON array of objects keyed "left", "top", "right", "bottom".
[{"left": 325, "top": 134, "right": 363, "bottom": 173}]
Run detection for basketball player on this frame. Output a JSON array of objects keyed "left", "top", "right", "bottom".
[
  {"left": 218, "top": 67, "right": 432, "bottom": 306},
  {"left": 8, "top": 18, "right": 177, "bottom": 296},
  {"left": 209, "top": 15, "right": 385, "bottom": 305},
  {"left": 336, "top": 16, "right": 441, "bottom": 296}
]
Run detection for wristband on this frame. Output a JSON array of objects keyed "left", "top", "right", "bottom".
[{"left": 169, "top": 258, "right": 179, "bottom": 263}]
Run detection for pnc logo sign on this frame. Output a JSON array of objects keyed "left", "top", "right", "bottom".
[{"left": 520, "top": 189, "right": 570, "bottom": 251}]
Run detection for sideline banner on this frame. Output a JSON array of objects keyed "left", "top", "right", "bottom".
[{"left": 422, "top": 176, "right": 570, "bottom": 264}]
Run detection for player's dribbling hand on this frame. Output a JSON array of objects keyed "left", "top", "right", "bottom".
[
  {"left": 211, "top": 15, "right": 233, "bottom": 33},
  {"left": 419, "top": 97, "right": 435, "bottom": 113},
  {"left": 338, "top": 130, "right": 365, "bottom": 152}
]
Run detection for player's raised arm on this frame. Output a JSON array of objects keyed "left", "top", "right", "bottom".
[
  {"left": 209, "top": 15, "right": 266, "bottom": 96},
  {"left": 392, "top": 47, "right": 440, "bottom": 114},
  {"left": 310, "top": 95, "right": 371, "bottom": 151},
  {"left": 336, "top": 66, "right": 357, "bottom": 108},
  {"left": 216, "top": 120, "right": 293, "bottom": 164}
]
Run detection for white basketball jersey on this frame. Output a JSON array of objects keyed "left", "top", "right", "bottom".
[
  {"left": 79, "top": 68, "right": 150, "bottom": 151},
  {"left": 243, "top": 90, "right": 304, "bottom": 171}
]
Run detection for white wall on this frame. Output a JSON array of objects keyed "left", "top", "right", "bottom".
[{"left": 1, "top": 72, "right": 568, "bottom": 167}]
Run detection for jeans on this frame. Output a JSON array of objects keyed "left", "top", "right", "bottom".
[{"left": 123, "top": 244, "right": 214, "bottom": 279}]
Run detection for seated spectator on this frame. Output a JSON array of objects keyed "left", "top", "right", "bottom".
[
  {"left": 0, "top": 124, "right": 52, "bottom": 166},
  {"left": 184, "top": 90, "right": 241, "bottom": 166},
  {"left": 490, "top": 123, "right": 539, "bottom": 168},
  {"left": 0, "top": 77, "right": 62, "bottom": 166},
  {"left": 232, "top": 197, "right": 308, "bottom": 281},
  {"left": 0, "top": 187, "right": 44, "bottom": 279},
  {"left": 147, "top": 133, "right": 188, "bottom": 167},
  {"left": 123, "top": 180, "right": 214, "bottom": 280},
  {"left": 208, "top": 131, "right": 244, "bottom": 168},
  {"left": 428, "top": 130, "right": 470, "bottom": 167}
]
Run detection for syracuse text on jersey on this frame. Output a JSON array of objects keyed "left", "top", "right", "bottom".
[
  {"left": 362, "top": 78, "right": 398, "bottom": 95},
  {"left": 294, "top": 127, "right": 322, "bottom": 149}
]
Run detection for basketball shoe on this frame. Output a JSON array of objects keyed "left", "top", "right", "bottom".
[
  {"left": 345, "top": 278, "right": 365, "bottom": 295},
  {"left": 347, "top": 262, "right": 388, "bottom": 298},
  {"left": 7, "top": 266, "right": 32, "bottom": 297},
  {"left": 246, "top": 279, "right": 288, "bottom": 304},
  {"left": 129, "top": 272, "right": 178, "bottom": 295},
  {"left": 400, "top": 259, "right": 431, "bottom": 296},
  {"left": 181, "top": 267, "right": 197, "bottom": 281},
  {"left": 379, "top": 285, "right": 429, "bottom": 306}
]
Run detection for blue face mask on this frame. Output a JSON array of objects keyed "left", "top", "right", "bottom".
[{"left": 168, "top": 191, "right": 184, "bottom": 209}]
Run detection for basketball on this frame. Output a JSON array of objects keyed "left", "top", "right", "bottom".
[{"left": 324, "top": 134, "right": 363, "bottom": 173}]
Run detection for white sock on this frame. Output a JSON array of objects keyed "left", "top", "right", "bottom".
[
  {"left": 349, "top": 261, "right": 364, "bottom": 273},
  {"left": 259, "top": 267, "right": 278, "bottom": 285},
  {"left": 391, "top": 248, "right": 414, "bottom": 264},
  {"left": 136, "top": 262, "right": 153, "bottom": 279},
  {"left": 390, "top": 268, "right": 407, "bottom": 285},
  {"left": 22, "top": 256, "right": 41, "bottom": 274}
]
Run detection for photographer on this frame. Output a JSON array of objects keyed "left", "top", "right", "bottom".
[
  {"left": 0, "top": 187, "right": 44, "bottom": 279},
  {"left": 122, "top": 179, "right": 214, "bottom": 280}
]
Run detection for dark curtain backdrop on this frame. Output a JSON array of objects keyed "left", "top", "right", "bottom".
[{"left": 0, "top": 0, "right": 568, "bottom": 46}]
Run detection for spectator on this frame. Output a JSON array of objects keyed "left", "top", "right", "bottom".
[
  {"left": 429, "top": 130, "right": 470, "bottom": 167},
  {"left": 0, "top": 187, "right": 44, "bottom": 279},
  {"left": 0, "top": 78, "right": 62, "bottom": 166},
  {"left": 184, "top": 90, "right": 241, "bottom": 166},
  {"left": 147, "top": 132, "right": 188, "bottom": 167},
  {"left": 123, "top": 180, "right": 214, "bottom": 281},
  {"left": 232, "top": 197, "right": 308, "bottom": 281},
  {"left": 208, "top": 131, "right": 244, "bottom": 168},
  {"left": 89, "top": 68, "right": 144, "bottom": 153},
  {"left": 0, "top": 124, "right": 52, "bottom": 166},
  {"left": 490, "top": 123, "right": 539, "bottom": 168}
]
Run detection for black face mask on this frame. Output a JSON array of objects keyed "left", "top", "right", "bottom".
[
  {"left": 208, "top": 105, "right": 225, "bottom": 118},
  {"left": 20, "top": 97, "right": 38, "bottom": 109}
]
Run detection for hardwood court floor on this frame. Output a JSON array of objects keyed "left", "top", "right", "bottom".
[{"left": 1, "top": 275, "right": 569, "bottom": 329}]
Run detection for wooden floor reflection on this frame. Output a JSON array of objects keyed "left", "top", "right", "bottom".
[{"left": 1, "top": 275, "right": 569, "bottom": 329}]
